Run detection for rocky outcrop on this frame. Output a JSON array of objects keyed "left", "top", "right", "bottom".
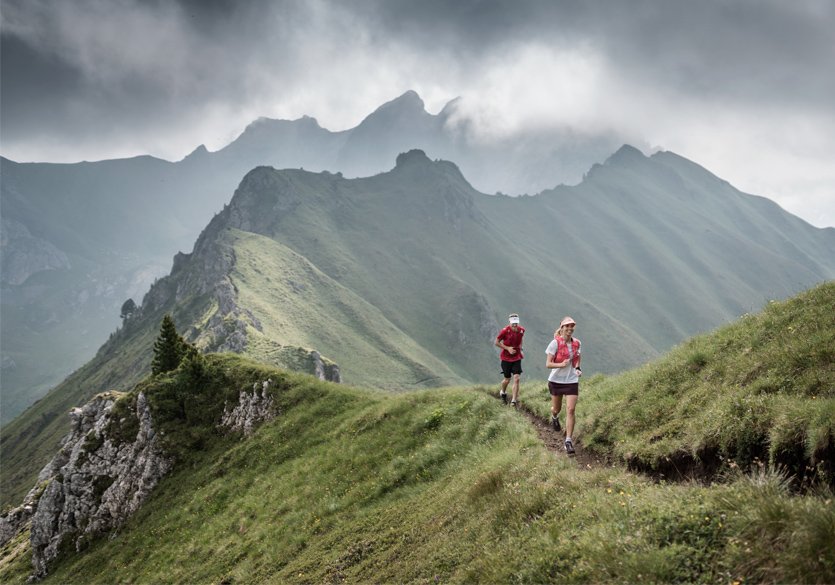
[
  {"left": 12, "top": 391, "right": 172, "bottom": 580},
  {"left": 312, "top": 350, "right": 342, "bottom": 383},
  {"left": 1, "top": 363, "right": 320, "bottom": 580},
  {"left": 0, "top": 218, "right": 71, "bottom": 285},
  {"left": 201, "top": 280, "right": 264, "bottom": 355},
  {"left": 219, "top": 379, "right": 277, "bottom": 436},
  {"left": 224, "top": 167, "right": 300, "bottom": 235}
]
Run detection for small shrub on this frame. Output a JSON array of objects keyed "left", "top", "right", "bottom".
[{"left": 424, "top": 408, "right": 445, "bottom": 430}]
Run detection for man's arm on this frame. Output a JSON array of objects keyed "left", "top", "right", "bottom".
[{"left": 494, "top": 334, "right": 516, "bottom": 355}]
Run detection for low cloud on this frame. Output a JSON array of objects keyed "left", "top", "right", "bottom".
[{"left": 2, "top": 0, "right": 833, "bottom": 226}]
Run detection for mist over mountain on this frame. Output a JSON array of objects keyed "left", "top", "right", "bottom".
[
  {"left": 217, "top": 90, "right": 633, "bottom": 196},
  {"left": 0, "top": 91, "right": 629, "bottom": 424},
  {"left": 2, "top": 91, "right": 833, "bottom": 427}
]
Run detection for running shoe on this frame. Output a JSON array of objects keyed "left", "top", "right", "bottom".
[
  {"left": 501, "top": 392, "right": 508, "bottom": 405},
  {"left": 511, "top": 400, "right": 517, "bottom": 409},
  {"left": 565, "top": 439, "right": 575, "bottom": 455},
  {"left": 551, "top": 416, "right": 561, "bottom": 432}
]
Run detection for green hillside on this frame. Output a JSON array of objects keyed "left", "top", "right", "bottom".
[
  {"left": 2, "top": 282, "right": 833, "bottom": 583},
  {"left": 230, "top": 230, "right": 468, "bottom": 389},
  {"left": 4, "top": 143, "right": 834, "bottom": 426},
  {"left": 0, "top": 226, "right": 343, "bottom": 509},
  {"left": 217, "top": 147, "right": 834, "bottom": 385},
  {"left": 4, "top": 147, "right": 835, "bottom": 510},
  {"left": 0, "top": 87, "right": 617, "bottom": 426},
  {"left": 527, "top": 281, "right": 835, "bottom": 481}
]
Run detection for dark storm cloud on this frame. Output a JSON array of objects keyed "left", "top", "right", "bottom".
[
  {"left": 356, "top": 0, "right": 835, "bottom": 111},
  {"left": 3, "top": 0, "right": 832, "bottom": 145},
  {"left": 1, "top": 0, "right": 833, "bottom": 226},
  {"left": 0, "top": 0, "right": 313, "bottom": 155}
]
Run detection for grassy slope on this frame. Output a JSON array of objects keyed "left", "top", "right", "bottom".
[
  {"left": 257, "top": 159, "right": 657, "bottom": 383},
  {"left": 5, "top": 145, "right": 834, "bottom": 428},
  {"left": 230, "top": 230, "right": 468, "bottom": 389},
  {"left": 577, "top": 280, "right": 835, "bottom": 478},
  {"left": 516, "top": 281, "right": 834, "bottom": 486},
  {"left": 6, "top": 149, "right": 834, "bottom": 509},
  {"left": 240, "top": 150, "right": 834, "bottom": 391},
  {"left": 2, "top": 334, "right": 832, "bottom": 583}
]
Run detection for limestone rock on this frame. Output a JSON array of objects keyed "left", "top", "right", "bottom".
[
  {"left": 24, "top": 392, "right": 171, "bottom": 580},
  {"left": 219, "top": 379, "right": 278, "bottom": 436}
]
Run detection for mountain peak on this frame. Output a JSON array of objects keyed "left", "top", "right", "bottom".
[
  {"left": 381, "top": 90, "right": 425, "bottom": 111},
  {"left": 394, "top": 149, "right": 431, "bottom": 168},
  {"left": 604, "top": 144, "right": 646, "bottom": 167},
  {"left": 181, "top": 144, "right": 209, "bottom": 162},
  {"left": 358, "top": 91, "right": 430, "bottom": 127}
]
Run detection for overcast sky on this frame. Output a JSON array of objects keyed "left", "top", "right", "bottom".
[{"left": 2, "top": 0, "right": 834, "bottom": 227}]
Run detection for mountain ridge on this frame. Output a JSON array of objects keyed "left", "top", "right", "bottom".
[
  {"left": 1, "top": 91, "right": 632, "bottom": 423},
  {"left": 2, "top": 143, "right": 834, "bottom": 516},
  {"left": 1, "top": 282, "right": 832, "bottom": 583},
  {"left": 2, "top": 90, "right": 834, "bottom": 425}
]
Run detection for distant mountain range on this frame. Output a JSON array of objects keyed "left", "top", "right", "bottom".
[
  {"left": 3, "top": 141, "right": 834, "bottom": 507},
  {"left": 2, "top": 90, "right": 834, "bottom": 428},
  {"left": 0, "top": 91, "right": 630, "bottom": 424}
]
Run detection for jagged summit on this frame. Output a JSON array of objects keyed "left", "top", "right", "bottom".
[
  {"left": 392, "top": 149, "right": 471, "bottom": 187},
  {"left": 369, "top": 90, "right": 426, "bottom": 116},
  {"left": 181, "top": 144, "right": 210, "bottom": 161},
  {"left": 349, "top": 91, "right": 437, "bottom": 138},
  {"left": 394, "top": 148, "right": 432, "bottom": 167}
]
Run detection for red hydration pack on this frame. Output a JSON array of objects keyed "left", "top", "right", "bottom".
[{"left": 554, "top": 336, "right": 581, "bottom": 368}]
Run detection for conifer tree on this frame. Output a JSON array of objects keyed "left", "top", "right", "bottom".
[
  {"left": 151, "top": 313, "right": 186, "bottom": 375},
  {"left": 120, "top": 298, "right": 137, "bottom": 320},
  {"left": 180, "top": 340, "right": 207, "bottom": 384}
]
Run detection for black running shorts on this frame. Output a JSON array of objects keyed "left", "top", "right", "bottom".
[{"left": 501, "top": 360, "right": 522, "bottom": 378}]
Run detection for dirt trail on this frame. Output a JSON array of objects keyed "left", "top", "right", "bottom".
[
  {"left": 511, "top": 399, "right": 615, "bottom": 470},
  {"left": 487, "top": 390, "right": 709, "bottom": 481}
]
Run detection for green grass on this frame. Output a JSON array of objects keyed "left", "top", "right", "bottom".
[
  {"left": 230, "top": 229, "right": 468, "bottom": 390},
  {"left": 523, "top": 282, "right": 835, "bottom": 486},
  {"left": 3, "top": 326, "right": 833, "bottom": 583},
  {"left": 6, "top": 148, "right": 835, "bottom": 514}
]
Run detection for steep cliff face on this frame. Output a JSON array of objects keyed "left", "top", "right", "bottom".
[
  {"left": 0, "top": 391, "right": 170, "bottom": 579},
  {"left": 138, "top": 171, "right": 274, "bottom": 359}
]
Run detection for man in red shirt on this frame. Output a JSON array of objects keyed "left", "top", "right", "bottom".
[{"left": 494, "top": 313, "right": 525, "bottom": 407}]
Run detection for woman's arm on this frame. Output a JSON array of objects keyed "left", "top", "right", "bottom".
[{"left": 546, "top": 353, "right": 570, "bottom": 369}]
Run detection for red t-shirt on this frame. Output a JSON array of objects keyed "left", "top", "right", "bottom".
[{"left": 496, "top": 326, "right": 524, "bottom": 362}]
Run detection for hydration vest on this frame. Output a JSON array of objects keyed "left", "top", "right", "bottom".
[{"left": 554, "top": 336, "right": 581, "bottom": 368}]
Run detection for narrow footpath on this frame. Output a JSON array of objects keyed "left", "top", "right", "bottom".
[
  {"left": 520, "top": 403, "right": 615, "bottom": 470},
  {"left": 490, "top": 392, "right": 615, "bottom": 471}
]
